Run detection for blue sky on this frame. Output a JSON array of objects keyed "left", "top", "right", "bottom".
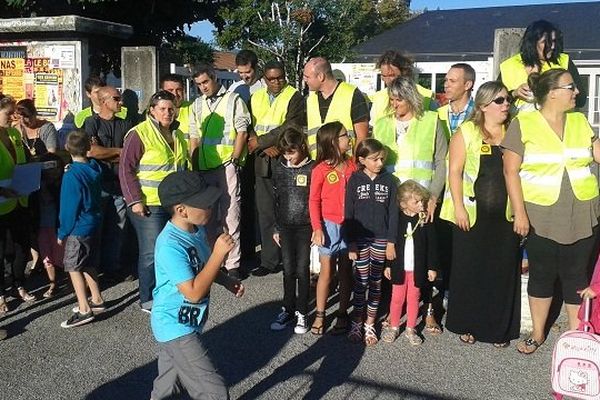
[{"left": 188, "top": 0, "right": 589, "bottom": 42}]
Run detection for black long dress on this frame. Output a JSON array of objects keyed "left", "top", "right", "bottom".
[{"left": 445, "top": 144, "right": 521, "bottom": 343}]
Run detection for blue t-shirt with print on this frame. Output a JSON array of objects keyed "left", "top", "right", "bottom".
[{"left": 151, "top": 221, "right": 211, "bottom": 343}]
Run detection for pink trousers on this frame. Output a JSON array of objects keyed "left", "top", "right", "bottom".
[{"left": 389, "top": 271, "right": 421, "bottom": 329}]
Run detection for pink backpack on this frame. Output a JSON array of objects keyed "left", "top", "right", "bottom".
[{"left": 552, "top": 299, "right": 600, "bottom": 400}]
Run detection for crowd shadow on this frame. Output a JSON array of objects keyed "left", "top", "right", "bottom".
[{"left": 85, "top": 295, "right": 462, "bottom": 400}]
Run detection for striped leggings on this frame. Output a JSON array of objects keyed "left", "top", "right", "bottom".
[{"left": 352, "top": 238, "right": 386, "bottom": 320}]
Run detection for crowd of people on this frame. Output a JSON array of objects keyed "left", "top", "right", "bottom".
[{"left": 0, "top": 18, "right": 599, "bottom": 398}]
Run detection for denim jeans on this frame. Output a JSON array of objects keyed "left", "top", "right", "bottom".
[
  {"left": 127, "top": 205, "right": 169, "bottom": 309},
  {"left": 279, "top": 225, "right": 312, "bottom": 315},
  {"left": 99, "top": 193, "right": 128, "bottom": 273}
]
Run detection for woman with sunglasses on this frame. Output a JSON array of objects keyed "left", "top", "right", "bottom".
[
  {"left": 499, "top": 19, "right": 586, "bottom": 113},
  {"left": 503, "top": 69, "right": 600, "bottom": 355},
  {"left": 14, "top": 99, "right": 58, "bottom": 157},
  {"left": 440, "top": 81, "right": 521, "bottom": 347},
  {"left": 119, "top": 90, "right": 189, "bottom": 313},
  {"left": 372, "top": 76, "right": 447, "bottom": 336}
]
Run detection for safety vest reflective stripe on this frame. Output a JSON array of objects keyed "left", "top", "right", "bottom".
[
  {"left": 518, "top": 110, "right": 598, "bottom": 205},
  {"left": 133, "top": 119, "right": 188, "bottom": 206},
  {"left": 306, "top": 82, "right": 356, "bottom": 159},
  {"left": 439, "top": 121, "right": 512, "bottom": 227},
  {"left": 251, "top": 85, "right": 297, "bottom": 137},
  {"left": 137, "top": 164, "right": 176, "bottom": 172}
]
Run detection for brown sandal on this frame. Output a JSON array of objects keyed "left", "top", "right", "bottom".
[
  {"left": 425, "top": 310, "right": 442, "bottom": 335},
  {"left": 311, "top": 311, "right": 326, "bottom": 335}
]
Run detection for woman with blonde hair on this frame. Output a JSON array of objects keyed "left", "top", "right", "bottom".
[{"left": 440, "top": 81, "right": 521, "bottom": 347}]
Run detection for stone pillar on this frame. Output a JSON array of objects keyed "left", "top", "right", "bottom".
[
  {"left": 493, "top": 28, "right": 525, "bottom": 78},
  {"left": 121, "top": 46, "right": 157, "bottom": 113}
]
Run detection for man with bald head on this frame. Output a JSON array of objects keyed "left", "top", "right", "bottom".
[
  {"left": 84, "top": 85, "right": 134, "bottom": 281},
  {"left": 303, "top": 57, "right": 369, "bottom": 158}
]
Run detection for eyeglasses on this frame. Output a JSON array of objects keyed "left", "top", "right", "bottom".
[
  {"left": 488, "top": 95, "right": 512, "bottom": 105},
  {"left": 265, "top": 76, "right": 285, "bottom": 83},
  {"left": 555, "top": 83, "right": 577, "bottom": 92}
]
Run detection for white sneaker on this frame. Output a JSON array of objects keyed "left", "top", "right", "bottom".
[{"left": 294, "top": 311, "right": 308, "bottom": 334}]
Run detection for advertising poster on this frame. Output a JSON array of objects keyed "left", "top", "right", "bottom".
[{"left": 0, "top": 58, "right": 26, "bottom": 101}]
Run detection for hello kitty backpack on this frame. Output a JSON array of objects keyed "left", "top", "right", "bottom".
[{"left": 552, "top": 299, "right": 600, "bottom": 400}]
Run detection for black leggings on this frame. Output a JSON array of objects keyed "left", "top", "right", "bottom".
[
  {"left": 0, "top": 208, "right": 32, "bottom": 292},
  {"left": 279, "top": 225, "right": 312, "bottom": 315}
]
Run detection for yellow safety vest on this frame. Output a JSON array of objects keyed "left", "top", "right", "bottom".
[
  {"left": 373, "top": 110, "right": 438, "bottom": 188},
  {"left": 132, "top": 119, "right": 188, "bottom": 206},
  {"left": 370, "top": 84, "right": 435, "bottom": 123},
  {"left": 437, "top": 104, "right": 452, "bottom": 141},
  {"left": 518, "top": 110, "right": 598, "bottom": 206},
  {"left": 439, "top": 121, "right": 512, "bottom": 227},
  {"left": 500, "top": 53, "right": 569, "bottom": 110},
  {"left": 75, "top": 106, "right": 128, "bottom": 129},
  {"left": 177, "top": 100, "right": 193, "bottom": 142},
  {"left": 250, "top": 85, "right": 297, "bottom": 136},
  {"left": 0, "top": 127, "right": 28, "bottom": 215},
  {"left": 306, "top": 82, "right": 356, "bottom": 159},
  {"left": 194, "top": 91, "right": 246, "bottom": 170}
]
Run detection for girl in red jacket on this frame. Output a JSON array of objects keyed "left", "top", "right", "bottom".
[{"left": 309, "top": 121, "right": 356, "bottom": 335}]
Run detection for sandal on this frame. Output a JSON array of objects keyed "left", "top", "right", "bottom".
[
  {"left": 348, "top": 320, "right": 363, "bottom": 343},
  {"left": 381, "top": 325, "right": 400, "bottom": 343},
  {"left": 425, "top": 308, "right": 442, "bottom": 335},
  {"left": 311, "top": 311, "right": 326, "bottom": 335},
  {"left": 517, "top": 337, "right": 544, "bottom": 355},
  {"left": 459, "top": 333, "right": 476, "bottom": 344},
  {"left": 330, "top": 310, "right": 349, "bottom": 335},
  {"left": 364, "top": 323, "right": 378, "bottom": 346},
  {"left": 405, "top": 327, "right": 423, "bottom": 346},
  {"left": 493, "top": 342, "right": 510, "bottom": 349},
  {"left": 43, "top": 283, "right": 58, "bottom": 299},
  {"left": 17, "top": 287, "right": 35, "bottom": 302},
  {"left": 0, "top": 296, "right": 7, "bottom": 314}
]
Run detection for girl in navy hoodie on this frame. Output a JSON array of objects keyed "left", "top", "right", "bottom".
[{"left": 345, "top": 138, "right": 398, "bottom": 346}]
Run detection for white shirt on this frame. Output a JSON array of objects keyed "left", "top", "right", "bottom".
[{"left": 403, "top": 222, "right": 415, "bottom": 272}]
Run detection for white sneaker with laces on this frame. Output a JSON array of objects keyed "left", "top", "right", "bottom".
[{"left": 294, "top": 311, "right": 308, "bottom": 334}]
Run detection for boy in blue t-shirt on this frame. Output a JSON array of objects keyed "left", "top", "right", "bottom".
[{"left": 151, "top": 171, "right": 244, "bottom": 400}]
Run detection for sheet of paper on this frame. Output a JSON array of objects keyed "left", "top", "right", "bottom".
[{"left": 0, "top": 162, "right": 42, "bottom": 202}]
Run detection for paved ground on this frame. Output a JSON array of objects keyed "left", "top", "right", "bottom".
[{"left": 0, "top": 269, "right": 562, "bottom": 400}]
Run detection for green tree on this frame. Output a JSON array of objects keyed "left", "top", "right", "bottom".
[
  {"left": 1, "top": 0, "right": 225, "bottom": 75},
  {"left": 216, "top": 0, "right": 410, "bottom": 88}
]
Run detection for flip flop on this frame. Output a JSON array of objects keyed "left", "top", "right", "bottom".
[
  {"left": 459, "top": 333, "right": 476, "bottom": 344},
  {"left": 517, "top": 337, "right": 543, "bottom": 355}
]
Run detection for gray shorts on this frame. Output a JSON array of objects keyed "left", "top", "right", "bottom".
[
  {"left": 151, "top": 333, "right": 229, "bottom": 400},
  {"left": 62, "top": 235, "right": 99, "bottom": 272}
]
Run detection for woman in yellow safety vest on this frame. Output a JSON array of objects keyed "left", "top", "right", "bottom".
[
  {"left": 119, "top": 90, "right": 189, "bottom": 313},
  {"left": 503, "top": 69, "right": 600, "bottom": 355},
  {"left": 499, "top": 19, "right": 586, "bottom": 113},
  {"left": 0, "top": 94, "right": 36, "bottom": 312},
  {"left": 372, "top": 76, "right": 448, "bottom": 335},
  {"left": 440, "top": 81, "right": 520, "bottom": 347}
]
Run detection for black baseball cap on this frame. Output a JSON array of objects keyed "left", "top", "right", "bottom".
[{"left": 158, "top": 171, "right": 221, "bottom": 209}]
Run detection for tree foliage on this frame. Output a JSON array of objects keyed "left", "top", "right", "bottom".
[
  {"left": 216, "top": 0, "right": 410, "bottom": 88},
  {"left": 0, "top": 0, "right": 223, "bottom": 75},
  {"left": 2, "top": 0, "right": 227, "bottom": 44}
]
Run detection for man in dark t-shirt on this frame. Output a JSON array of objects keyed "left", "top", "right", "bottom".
[{"left": 85, "top": 86, "right": 134, "bottom": 280}]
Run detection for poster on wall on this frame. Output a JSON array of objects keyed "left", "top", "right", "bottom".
[{"left": 0, "top": 58, "right": 26, "bottom": 101}]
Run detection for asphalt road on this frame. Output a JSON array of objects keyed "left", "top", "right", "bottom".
[{"left": 0, "top": 269, "right": 562, "bottom": 400}]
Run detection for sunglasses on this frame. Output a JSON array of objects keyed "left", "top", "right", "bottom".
[
  {"left": 112, "top": 96, "right": 122, "bottom": 102},
  {"left": 488, "top": 95, "right": 512, "bottom": 105},
  {"left": 555, "top": 83, "right": 577, "bottom": 92}
]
